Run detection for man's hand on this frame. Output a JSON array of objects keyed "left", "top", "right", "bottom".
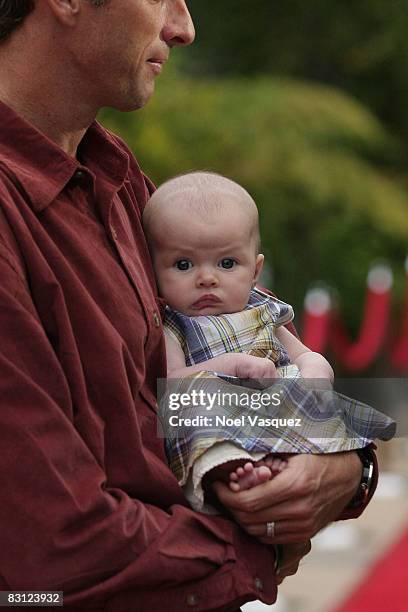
[
  {"left": 212, "top": 452, "right": 362, "bottom": 544},
  {"left": 274, "top": 541, "right": 312, "bottom": 585}
]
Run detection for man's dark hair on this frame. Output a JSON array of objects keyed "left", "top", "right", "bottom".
[
  {"left": 0, "top": 1, "right": 34, "bottom": 41},
  {"left": 0, "top": 0, "right": 105, "bottom": 42}
]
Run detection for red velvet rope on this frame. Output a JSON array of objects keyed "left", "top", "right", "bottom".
[
  {"left": 391, "top": 282, "right": 408, "bottom": 371},
  {"left": 330, "top": 289, "right": 390, "bottom": 370},
  {"left": 299, "top": 265, "right": 406, "bottom": 372},
  {"left": 301, "top": 288, "right": 331, "bottom": 353}
]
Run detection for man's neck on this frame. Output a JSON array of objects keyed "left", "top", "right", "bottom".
[
  {"left": 0, "top": 44, "right": 98, "bottom": 158},
  {"left": 0, "top": 92, "right": 92, "bottom": 159}
]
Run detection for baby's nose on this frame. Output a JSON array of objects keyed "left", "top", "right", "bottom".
[{"left": 197, "top": 269, "right": 218, "bottom": 287}]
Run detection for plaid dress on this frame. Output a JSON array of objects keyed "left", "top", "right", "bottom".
[
  {"left": 161, "top": 289, "right": 396, "bottom": 512},
  {"left": 165, "top": 287, "right": 294, "bottom": 367}
]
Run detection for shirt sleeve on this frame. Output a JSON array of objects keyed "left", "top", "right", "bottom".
[
  {"left": 267, "top": 295, "right": 295, "bottom": 327},
  {"left": 256, "top": 284, "right": 298, "bottom": 336},
  {"left": 0, "top": 246, "right": 278, "bottom": 611}
]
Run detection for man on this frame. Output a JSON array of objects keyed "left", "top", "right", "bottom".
[{"left": 0, "top": 1, "right": 376, "bottom": 610}]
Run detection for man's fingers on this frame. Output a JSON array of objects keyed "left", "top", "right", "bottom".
[
  {"left": 274, "top": 540, "right": 312, "bottom": 583},
  {"left": 279, "top": 541, "right": 312, "bottom": 572},
  {"left": 243, "top": 520, "right": 316, "bottom": 544},
  {"left": 212, "top": 464, "right": 304, "bottom": 513},
  {"left": 213, "top": 478, "right": 320, "bottom": 540},
  {"left": 214, "top": 453, "right": 365, "bottom": 545},
  {"left": 246, "top": 518, "right": 315, "bottom": 539},
  {"left": 232, "top": 498, "right": 312, "bottom": 526},
  {"left": 238, "top": 466, "right": 301, "bottom": 512},
  {"left": 276, "top": 561, "right": 301, "bottom": 584},
  {"left": 211, "top": 481, "right": 244, "bottom": 510}
]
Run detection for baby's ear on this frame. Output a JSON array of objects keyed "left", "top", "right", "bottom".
[{"left": 253, "top": 254, "right": 264, "bottom": 286}]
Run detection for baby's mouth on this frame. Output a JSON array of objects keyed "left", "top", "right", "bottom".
[{"left": 191, "top": 294, "right": 221, "bottom": 310}]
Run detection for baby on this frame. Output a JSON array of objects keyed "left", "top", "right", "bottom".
[{"left": 143, "top": 171, "right": 335, "bottom": 500}]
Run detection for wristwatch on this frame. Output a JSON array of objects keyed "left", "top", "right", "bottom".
[{"left": 349, "top": 448, "right": 375, "bottom": 508}]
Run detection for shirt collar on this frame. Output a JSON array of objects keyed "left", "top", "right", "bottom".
[{"left": 0, "top": 99, "right": 129, "bottom": 213}]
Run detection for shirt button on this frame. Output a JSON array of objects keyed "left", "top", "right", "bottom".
[
  {"left": 110, "top": 225, "right": 118, "bottom": 240},
  {"left": 153, "top": 312, "right": 161, "bottom": 328},
  {"left": 74, "top": 169, "right": 86, "bottom": 180},
  {"left": 186, "top": 594, "right": 198, "bottom": 606},
  {"left": 254, "top": 577, "right": 263, "bottom": 591}
]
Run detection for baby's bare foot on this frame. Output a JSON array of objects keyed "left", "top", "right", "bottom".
[
  {"left": 229, "top": 462, "right": 272, "bottom": 492},
  {"left": 228, "top": 455, "right": 288, "bottom": 492},
  {"left": 264, "top": 454, "right": 288, "bottom": 475}
]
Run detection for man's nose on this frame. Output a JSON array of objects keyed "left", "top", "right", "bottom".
[{"left": 162, "top": 0, "right": 196, "bottom": 47}]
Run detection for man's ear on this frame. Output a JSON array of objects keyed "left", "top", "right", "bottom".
[
  {"left": 253, "top": 253, "right": 264, "bottom": 286},
  {"left": 46, "top": 0, "right": 81, "bottom": 25}
]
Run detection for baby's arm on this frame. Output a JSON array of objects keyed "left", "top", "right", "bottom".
[
  {"left": 165, "top": 331, "right": 277, "bottom": 379},
  {"left": 275, "top": 326, "right": 334, "bottom": 382}
]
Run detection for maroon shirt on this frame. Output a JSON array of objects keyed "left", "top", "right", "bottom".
[
  {"left": 0, "top": 101, "right": 279, "bottom": 611},
  {"left": 0, "top": 101, "right": 375, "bottom": 611}
]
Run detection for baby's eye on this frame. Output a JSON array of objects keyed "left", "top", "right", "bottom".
[
  {"left": 219, "top": 258, "right": 236, "bottom": 269},
  {"left": 175, "top": 259, "right": 193, "bottom": 271}
]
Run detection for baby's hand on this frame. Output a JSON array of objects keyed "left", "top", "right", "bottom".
[
  {"left": 175, "top": 353, "right": 278, "bottom": 383},
  {"left": 232, "top": 354, "right": 277, "bottom": 381}
]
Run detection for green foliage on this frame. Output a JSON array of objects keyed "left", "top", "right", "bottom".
[
  {"left": 186, "top": 0, "right": 408, "bottom": 143},
  {"left": 99, "top": 71, "right": 408, "bottom": 330}
]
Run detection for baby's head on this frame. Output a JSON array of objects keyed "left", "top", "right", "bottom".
[{"left": 143, "top": 172, "right": 264, "bottom": 316}]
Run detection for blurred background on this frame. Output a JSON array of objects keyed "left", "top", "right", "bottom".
[{"left": 100, "top": 2, "right": 408, "bottom": 609}]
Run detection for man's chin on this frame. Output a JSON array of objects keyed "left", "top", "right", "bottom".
[{"left": 110, "top": 86, "right": 155, "bottom": 113}]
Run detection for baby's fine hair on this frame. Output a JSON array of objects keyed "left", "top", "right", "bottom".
[{"left": 143, "top": 171, "right": 261, "bottom": 251}]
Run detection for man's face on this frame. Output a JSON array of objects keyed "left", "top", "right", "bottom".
[
  {"left": 73, "top": 0, "right": 195, "bottom": 110},
  {"left": 151, "top": 203, "right": 264, "bottom": 316}
]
